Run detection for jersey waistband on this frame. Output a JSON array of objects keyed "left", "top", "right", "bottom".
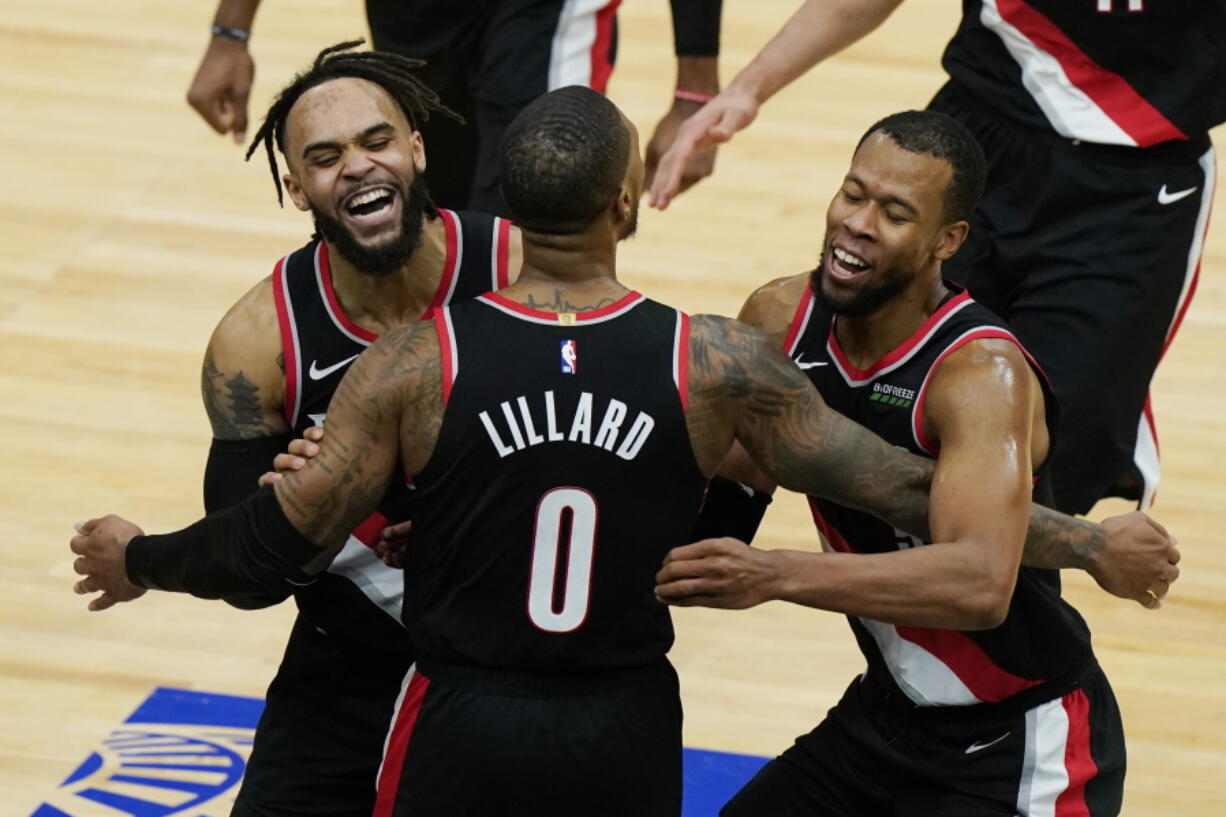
[
  {"left": 859, "top": 655, "right": 1100, "bottom": 724},
  {"left": 414, "top": 655, "right": 677, "bottom": 698},
  {"left": 933, "top": 82, "right": 1213, "bottom": 165}
]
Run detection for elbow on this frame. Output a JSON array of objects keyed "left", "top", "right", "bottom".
[{"left": 958, "top": 573, "right": 1015, "bottom": 631}]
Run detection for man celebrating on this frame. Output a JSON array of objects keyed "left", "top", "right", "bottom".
[
  {"left": 72, "top": 91, "right": 1174, "bottom": 816},
  {"left": 191, "top": 42, "right": 517, "bottom": 817},
  {"left": 657, "top": 111, "right": 1180, "bottom": 815}
]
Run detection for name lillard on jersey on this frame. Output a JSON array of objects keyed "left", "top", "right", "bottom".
[{"left": 478, "top": 390, "right": 656, "bottom": 461}]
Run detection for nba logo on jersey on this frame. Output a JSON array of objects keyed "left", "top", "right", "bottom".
[{"left": 561, "top": 339, "right": 578, "bottom": 374}]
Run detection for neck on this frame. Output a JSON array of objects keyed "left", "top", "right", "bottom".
[
  {"left": 501, "top": 226, "right": 630, "bottom": 312},
  {"left": 325, "top": 213, "right": 448, "bottom": 333},
  {"left": 835, "top": 274, "right": 950, "bottom": 367}
]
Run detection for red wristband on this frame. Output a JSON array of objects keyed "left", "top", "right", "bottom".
[{"left": 674, "top": 88, "right": 717, "bottom": 104}]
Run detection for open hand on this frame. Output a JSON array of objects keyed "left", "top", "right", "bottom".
[{"left": 70, "top": 515, "right": 147, "bottom": 611}]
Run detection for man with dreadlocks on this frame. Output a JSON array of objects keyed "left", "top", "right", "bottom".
[
  {"left": 188, "top": 0, "right": 726, "bottom": 213},
  {"left": 185, "top": 42, "right": 519, "bottom": 817}
]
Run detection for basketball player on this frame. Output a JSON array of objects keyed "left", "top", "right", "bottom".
[
  {"left": 650, "top": 0, "right": 1223, "bottom": 514},
  {"left": 194, "top": 44, "right": 519, "bottom": 817},
  {"left": 656, "top": 111, "right": 1179, "bottom": 815},
  {"left": 71, "top": 89, "right": 1171, "bottom": 816},
  {"left": 189, "top": 0, "right": 725, "bottom": 213}
]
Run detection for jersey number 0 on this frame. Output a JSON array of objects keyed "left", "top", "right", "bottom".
[{"left": 528, "top": 488, "right": 597, "bottom": 632}]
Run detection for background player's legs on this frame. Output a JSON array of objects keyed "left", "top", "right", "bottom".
[
  {"left": 364, "top": 0, "right": 482, "bottom": 210},
  {"left": 934, "top": 87, "right": 1217, "bottom": 513},
  {"left": 464, "top": 0, "right": 621, "bottom": 215}
]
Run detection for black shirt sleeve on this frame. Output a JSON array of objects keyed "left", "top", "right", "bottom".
[
  {"left": 670, "top": 0, "right": 723, "bottom": 57},
  {"left": 126, "top": 485, "right": 327, "bottom": 599}
]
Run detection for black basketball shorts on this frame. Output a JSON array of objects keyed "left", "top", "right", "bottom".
[
  {"left": 722, "top": 667, "right": 1125, "bottom": 817},
  {"left": 373, "top": 657, "right": 683, "bottom": 817}
]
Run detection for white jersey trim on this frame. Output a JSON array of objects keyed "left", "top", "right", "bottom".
[
  {"left": 326, "top": 537, "right": 405, "bottom": 624},
  {"left": 980, "top": 0, "right": 1136, "bottom": 146},
  {"left": 547, "top": 0, "right": 607, "bottom": 89},
  {"left": 828, "top": 298, "right": 976, "bottom": 388},
  {"left": 859, "top": 618, "right": 983, "bottom": 706}
]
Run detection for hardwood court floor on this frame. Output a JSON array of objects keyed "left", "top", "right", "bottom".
[{"left": 1, "top": 1, "right": 1223, "bottom": 814}]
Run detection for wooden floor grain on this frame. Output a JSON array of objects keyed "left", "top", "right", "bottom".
[{"left": 2, "top": 1, "right": 1223, "bottom": 813}]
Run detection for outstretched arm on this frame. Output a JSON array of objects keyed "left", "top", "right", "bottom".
[
  {"left": 649, "top": 0, "right": 906, "bottom": 208},
  {"left": 664, "top": 316, "right": 1178, "bottom": 612},
  {"left": 70, "top": 322, "right": 441, "bottom": 610}
]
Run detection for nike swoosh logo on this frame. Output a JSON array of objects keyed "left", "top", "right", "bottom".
[
  {"left": 795, "top": 356, "right": 828, "bottom": 370},
  {"left": 965, "top": 732, "right": 1011, "bottom": 754},
  {"left": 1158, "top": 185, "right": 1198, "bottom": 205},
  {"left": 308, "top": 355, "right": 359, "bottom": 380}
]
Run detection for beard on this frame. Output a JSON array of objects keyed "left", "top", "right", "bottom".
[
  {"left": 811, "top": 254, "right": 915, "bottom": 318},
  {"left": 310, "top": 174, "right": 433, "bottom": 278}
]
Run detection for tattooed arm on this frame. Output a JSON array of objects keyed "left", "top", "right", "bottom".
[
  {"left": 273, "top": 320, "right": 442, "bottom": 546},
  {"left": 71, "top": 322, "right": 441, "bottom": 611},
  {"left": 656, "top": 316, "right": 1179, "bottom": 617}
]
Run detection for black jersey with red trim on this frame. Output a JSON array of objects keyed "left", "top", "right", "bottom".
[
  {"left": 942, "top": 0, "right": 1226, "bottom": 147},
  {"left": 783, "top": 279, "right": 1095, "bottom": 708},
  {"left": 404, "top": 292, "right": 707, "bottom": 672},
  {"left": 269, "top": 208, "right": 514, "bottom": 652}
]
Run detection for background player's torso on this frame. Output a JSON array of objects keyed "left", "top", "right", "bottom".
[
  {"left": 406, "top": 294, "right": 708, "bottom": 672},
  {"left": 786, "top": 279, "right": 1095, "bottom": 708},
  {"left": 943, "top": 0, "right": 1226, "bottom": 146}
]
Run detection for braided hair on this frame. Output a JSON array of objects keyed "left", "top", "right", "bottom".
[{"left": 246, "top": 40, "right": 462, "bottom": 205}]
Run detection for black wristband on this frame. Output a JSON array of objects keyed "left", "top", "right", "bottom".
[
  {"left": 690, "top": 476, "right": 773, "bottom": 545},
  {"left": 125, "top": 486, "right": 323, "bottom": 598},
  {"left": 670, "top": 0, "right": 722, "bottom": 57},
  {"left": 211, "top": 23, "right": 251, "bottom": 42},
  {"left": 205, "top": 433, "right": 293, "bottom": 514}
]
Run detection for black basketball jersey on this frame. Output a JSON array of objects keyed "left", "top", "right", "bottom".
[
  {"left": 270, "top": 209, "right": 513, "bottom": 650},
  {"left": 404, "top": 292, "right": 708, "bottom": 672},
  {"left": 942, "top": 0, "right": 1226, "bottom": 146},
  {"left": 784, "top": 278, "right": 1095, "bottom": 707}
]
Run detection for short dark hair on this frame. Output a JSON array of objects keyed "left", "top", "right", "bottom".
[
  {"left": 499, "top": 86, "right": 630, "bottom": 233},
  {"left": 246, "top": 40, "right": 462, "bottom": 205},
  {"left": 856, "top": 110, "right": 986, "bottom": 223}
]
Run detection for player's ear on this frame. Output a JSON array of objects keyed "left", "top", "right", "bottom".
[
  {"left": 934, "top": 220, "right": 970, "bottom": 261},
  {"left": 409, "top": 129, "right": 426, "bottom": 175},
  {"left": 283, "top": 173, "right": 311, "bottom": 213}
]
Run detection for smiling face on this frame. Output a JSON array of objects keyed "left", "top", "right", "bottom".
[
  {"left": 814, "top": 131, "right": 967, "bottom": 317},
  {"left": 281, "top": 77, "right": 430, "bottom": 276}
]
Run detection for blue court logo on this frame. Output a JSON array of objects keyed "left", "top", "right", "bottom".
[{"left": 32, "top": 687, "right": 263, "bottom": 817}]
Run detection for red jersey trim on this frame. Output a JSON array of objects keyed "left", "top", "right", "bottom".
[
  {"left": 478, "top": 291, "right": 646, "bottom": 325},
  {"left": 807, "top": 500, "right": 855, "bottom": 554},
  {"left": 493, "top": 217, "right": 513, "bottom": 290},
  {"left": 317, "top": 242, "right": 379, "bottom": 344},
  {"left": 425, "top": 208, "right": 462, "bottom": 317},
  {"left": 782, "top": 281, "right": 815, "bottom": 356},
  {"left": 674, "top": 311, "right": 691, "bottom": 412},
  {"left": 589, "top": 0, "right": 621, "bottom": 94},
  {"left": 996, "top": 0, "right": 1187, "bottom": 147},
  {"left": 435, "top": 307, "right": 458, "bottom": 406},
  {"left": 271, "top": 254, "right": 302, "bottom": 427},
  {"left": 373, "top": 667, "right": 430, "bottom": 817},
  {"left": 911, "top": 327, "right": 1020, "bottom": 456},
  {"left": 351, "top": 510, "right": 393, "bottom": 549},
  {"left": 828, "top": 291, "right": 973, "bottom": 385},
  {"left": 894, "top": 625, "right": 1044, "bottom": 702},
  {"left": 1054, "top": 688, "right": 1100, "bottom": 816}
]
